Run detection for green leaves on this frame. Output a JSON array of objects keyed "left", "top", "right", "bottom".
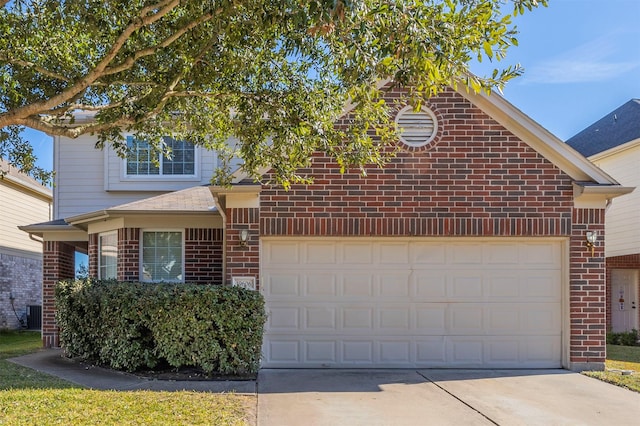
[
  {"left": 55, "top": 279, "right": 267, "bottom": 375},
  {"left": 1, "top": 0, "right": 547, "bottom": 186}
]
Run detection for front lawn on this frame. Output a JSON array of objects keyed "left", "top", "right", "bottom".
[
  {"left": 583, "top": 344, "right": 640, "bottom": 393},
  {"left": 0, "top": 330, "right": 255, "bottom": 425}
]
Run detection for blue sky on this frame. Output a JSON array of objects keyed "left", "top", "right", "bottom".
[{"left": 24, "top": 0, "right": 640, "bottom": 173}]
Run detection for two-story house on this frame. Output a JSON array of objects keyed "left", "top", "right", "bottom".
[
  {"left": 566, "top": 99, "right": 640, "bottom": 334},
  {"left": 1, "top": 159, "right": 52, "bottom": 329},
  {"left": 22, "top": 86, "right": 633, "bottom": 371}
]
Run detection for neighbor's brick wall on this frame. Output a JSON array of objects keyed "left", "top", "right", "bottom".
[
  {"left": 42, "top": 241, "right": 75, "bottom": 347},
  {"left": 569, "top": 209, "right": 606, "bottom": 366},
  {"left": 260, "top": 87, "right": 607, "bottom": 369},
  {"left": 185, "top": 228, "right": 223, "bottom": 284},
  {"left": 226, "top": 208, "right": 259, "bottom": 287},
  {"left": 0, "top": 252, "right": 42, "bottom": 330},
  {"left": 606, "top": 253, "right": 640, "bottom": 331}
]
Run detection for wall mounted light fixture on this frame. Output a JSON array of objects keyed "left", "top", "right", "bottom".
[
  {"left": 239, "top": 229, "right": 249, "bottom": 247},
  {"left": 585, "top": 230, "right": 598, "bottom": 256}
]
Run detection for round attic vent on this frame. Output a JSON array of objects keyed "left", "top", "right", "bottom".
[{"left": 395, "top": 105, "right": 438, "bottom": 148}]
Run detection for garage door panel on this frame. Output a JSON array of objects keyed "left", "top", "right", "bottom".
[
  {"left": 262, "top": 238, "right": 563, "bottom": 368},
  {"left": 414, "top": 273, "right": 448, "bottom": 299},
  {"left": 378, "top": 242, "right": 410, "bottom": 264},
  {"left": 343, "top": 242, "right": 373, "bottom": 263},
  {"left": 411, "top": 243, "right": 446, "bottom": 264},
  {"left": 265, "top": 273, "right": 300, "bottom": 297},
  {"left": 416, "top": 305, "right": 447, "bottom": 332},
  {"left": 306, "top": 274, "right": 337, "bottom": 297},
  {"left": 305, "top": 307, "right": 336, "bottom": 329},
  {"left": 306, "top": 341, "right": 336, "bottom": 362},
  {"left": 343, "top": 273, "right": 375, "bottom": 297},
  {"left": 380, "top": 272, "right": 411, "bottom": 297},
  {"left": 306, "top": 242, "right": 337, "bottom": 264}
]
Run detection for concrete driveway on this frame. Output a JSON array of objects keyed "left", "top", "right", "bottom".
[{"left": 257, "top": 369, "right": 640, "bottom": 426}]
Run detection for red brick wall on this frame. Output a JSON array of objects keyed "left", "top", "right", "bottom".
[
  {"left": 259, "top": 88, "right": 606, "bottom": 370},
  {"left": 226, "top": 208, "right": 260, "bottom": 287},
  {"left": 261, "top": 88, "right": 574, "bottom": 237},
  {"left": 606, "top": 254, "right": 640, "bottom": 331},
  {"left": 185, "top": 228, "right": 223, "bottom": 284},
  {"left": 42, "top": 241, "right": 75, "bottom": 347},
  {"left": 569, "top": 209, "right": 606, "bottom": 366},
  {"left": 117, "top": 228, "right": 140, "bottom": 281},
  {"left": 87, "top": 227, "right": 224, "bottom": 283}
]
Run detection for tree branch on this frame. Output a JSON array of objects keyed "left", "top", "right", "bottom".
[
  {"left": 0, "top": 0, "right": 180, "bottom": 128},
  {"left": 0, "top": 57, "right": 71, "bottom": 82},
  {"left": 102, "top": 12, "right": 214, "bottom": 76}
]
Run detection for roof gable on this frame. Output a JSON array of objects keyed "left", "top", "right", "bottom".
[{"left": 566, "top": 99, "right": 640, "bottom": 157}]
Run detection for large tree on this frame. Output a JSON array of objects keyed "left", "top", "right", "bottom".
[{"left": 0, "top": 0, "right": 546, "bottom": 186}]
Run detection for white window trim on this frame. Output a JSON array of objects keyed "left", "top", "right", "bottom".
[
  {"left": 139, "top": 229, "right": 185, "bottom": 283},
  {"left": 121, "top": 136, "right": 201, "bottom": 182},
  {"left": 98, "top": 231, "right": 118, "bottom": 280}
]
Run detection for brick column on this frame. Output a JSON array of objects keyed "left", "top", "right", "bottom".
[
  {"left": 569, "top": 208, "right": 606, "bottom": 371},
  {"left": 42, "top": 241, "right": 75, "bottom": 348},
  {"left": 117, "top": 228, "right": 140, "bottom": 281},
  {"left": 88, "top": 233, "right": 98, "bottom": 278},
  {"left": 226, "top": 208, "right": 260, "bottom": 288}
]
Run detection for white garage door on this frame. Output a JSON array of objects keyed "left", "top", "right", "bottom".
[{"left": 261, "top": 238, "right": 563, "bottom": 368}]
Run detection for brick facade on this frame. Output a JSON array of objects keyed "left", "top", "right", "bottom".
[
  {"left": 0, "top": 252, "right": 42, "bottom": 330},
  {"left": 185, "top": 228, "right": 223, "bottom": 284},
  {"left": 261, "top": 88, "right": 574, "bottom": 238},
  {"left": 117, "top": 228, "right": 140, "bottom": 281},
  {"left": 42, "top": 241, "right": 75, "bottom": 347},
  {"left": 606, "top": 253, "right": 640, "bottom": 332},
  {"left": 569, "top": 209, "right": 606, "bottom": 369},
  {"left": 260, "top": 88, "right": 606, "bottom": 370},
  {"left": 226, "top": 208, "right": 260, "bottom": 287}
]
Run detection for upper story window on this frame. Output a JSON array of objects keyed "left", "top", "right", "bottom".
[{"left": 126, "top": 136, "right": 196, "bottom": 176}]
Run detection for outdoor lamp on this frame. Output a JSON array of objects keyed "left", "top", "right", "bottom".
[{"left": 239, "top": 229, "right": 249, "bottom": 247}]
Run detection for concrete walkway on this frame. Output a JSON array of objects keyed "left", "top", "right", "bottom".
[
  {"left": 8, "top": 349, "right": 256, "bottom": 393},
  {"left": 9, "top": 351, "right": 640, "bottom": 425}
]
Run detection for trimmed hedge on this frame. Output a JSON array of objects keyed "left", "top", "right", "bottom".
[
  {"left": 607, "top": 329, "right": 639, "bottom": 346},
  {"left": 55, "top": 279, "right": 266, "bottom": 374}
]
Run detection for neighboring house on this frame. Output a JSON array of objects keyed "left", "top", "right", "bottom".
[
  {"left": 0, "top": 159, "right": 52, "bottom": 329},
  {"left": 566, "top": 99, "right": 640, "bottom": 334},
  {"left": 21, "top": 86, "right": 634, "bottom": 372}
]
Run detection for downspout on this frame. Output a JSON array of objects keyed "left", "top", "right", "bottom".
[{"left": 213, "top": 194, "right": 227, "bottom": 285}]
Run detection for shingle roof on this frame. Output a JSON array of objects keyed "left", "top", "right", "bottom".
[
  {"left": 566, "top": 99, "right": 640, "bottom": 157},
  {"left": 0, "top": 158, "right": 52, "bottom": 198},
  {"left": 108, "top": 185, "right": 216, "bottom": 213}
]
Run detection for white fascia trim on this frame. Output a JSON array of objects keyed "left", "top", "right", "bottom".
[
  {"left": 589, "top": 138, "right": 640, "bottom": 162},
  {"left": 455, "top": 87, "right": 620, "bottom": 185},
  {"left": 572, "top": 182, "right": 635, "bottom": 209}
]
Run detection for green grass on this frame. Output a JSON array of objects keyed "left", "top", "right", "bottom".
[
  {"left": 583, "top": 344, "right": 640, "bottom": 393},
  {"left": 0, "top": 331, "right": 255, "bottom": 425}
]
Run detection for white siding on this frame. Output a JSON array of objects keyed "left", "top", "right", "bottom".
[
  {"left": 54, "top": 135, "right": 223, "bottom": 219},
  {"left": 592, "top": 144, "right": 640, "bottom": 257},
  {"left": 0, "top": 181, "right": 51, "bottom": 257}
]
